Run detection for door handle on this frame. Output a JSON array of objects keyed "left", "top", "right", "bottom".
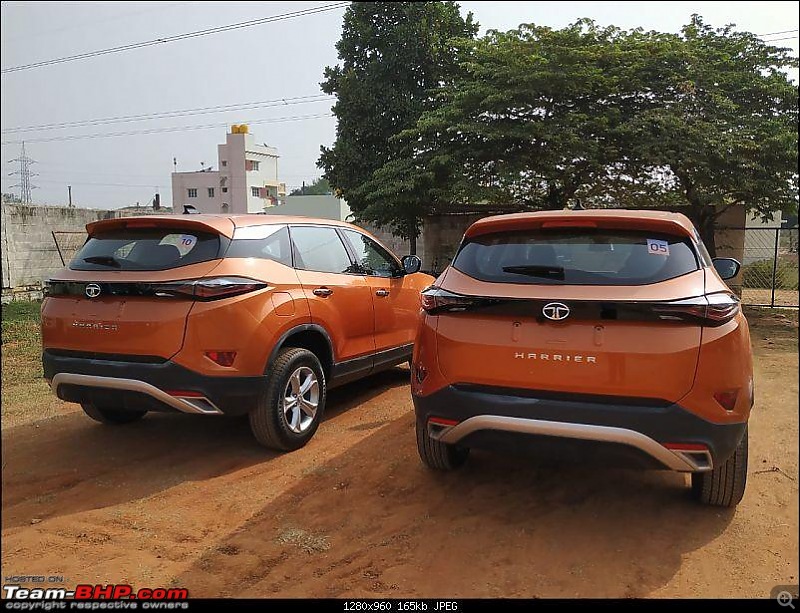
[
  {"left": 313, "top": 287, "right": 333, "bottom": 297},
  {"left": 375, "top": 289, "right": 390, "bottom": 297}
]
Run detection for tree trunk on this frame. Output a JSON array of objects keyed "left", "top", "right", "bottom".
[
  {"left": 689, "top": 204, "right": 717, "bottom": 257},
  {"left": 409, "top": 232, "right": 417, "bottom": 256}
]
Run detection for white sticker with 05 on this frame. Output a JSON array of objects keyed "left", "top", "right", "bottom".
[{"left": 646, "top": 238, "right": 670, "bottom": 256}]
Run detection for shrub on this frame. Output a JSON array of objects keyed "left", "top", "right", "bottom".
[{"left": 742, "top": 258, "right": 799, "bottom": 290}]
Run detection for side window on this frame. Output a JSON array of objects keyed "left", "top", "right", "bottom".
[
  {"left": 341, "top": 229, "right": 401, "bottom": 278},
  {"left": 227, "top": 225, "right": 292, "bottom": 266},
  {"left": 290, "top": 226, "right": 356, "bottom": 274}
]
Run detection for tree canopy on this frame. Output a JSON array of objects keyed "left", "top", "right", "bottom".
[
  {"left": 289, "top": 177, "right": 331, "bottom": 196},
  {"left": 318, "top": 1, "right": 478, "bottom": 250},
  {"left": 321, "top": 8, "right": 798, "bottom": 254}
]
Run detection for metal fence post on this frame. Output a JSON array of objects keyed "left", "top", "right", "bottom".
[
  {"left": 770, "top": 227, "right": 779, "bottom": 308},
  {"left": 52, "top": 230, "right": 65, "bottom": 266}
]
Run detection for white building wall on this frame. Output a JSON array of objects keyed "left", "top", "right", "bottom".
[
  {"left": 171, "top": 170, "right": 222, "bottom": 214},
  {"left": 261, "top": 195, "right": 351, "bottom": 220},
  {"left": 171, "top": 128, "right": 286, "bottom": 215}
]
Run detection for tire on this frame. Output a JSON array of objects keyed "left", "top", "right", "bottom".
[
  {"left": 416, "top": 419, "right": 469, "bottom": 470},
  {"left": 81, "top": 402, "right": 146, "bottom": 425},
  {"left": 691, "top": 426, "right": 748, "bottom": 507},
  {"left": 249, "top": 347, "right": 326, "bottom": 451}
]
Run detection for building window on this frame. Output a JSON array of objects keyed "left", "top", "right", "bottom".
[
  {"left": 251, "top": 160, "right": 260, "bottom": 171},
  {"left": 207, "top": 187, "right": 215, "bottom": 198},
  {"left": 221, "top": 160, "right": 227, "bottom": 167},
  {"left": 187, "top": 188, "right": 197, "bottom": 198},
  {"left": 221, "top": 187, "right": 228, "bottom": 193},
  {"left": 221, "top": 203, "right": 229, "bottom": 213},
  {"left": 251, "top": 186, "right": 261, "bottom": 198}
]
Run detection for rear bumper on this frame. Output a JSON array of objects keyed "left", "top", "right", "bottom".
[
  {"left": 413, "top": 384, "right": 747, "bottom": 472},
  {"left": 43, "top": 350, "right": 264, "bottom": 416}
]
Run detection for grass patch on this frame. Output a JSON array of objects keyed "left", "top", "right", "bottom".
[{"left": 2, "top": 300, "right": 67, "bottom": 428}]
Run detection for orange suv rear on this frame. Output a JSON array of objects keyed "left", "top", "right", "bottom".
[
  {"left": 412, "top": 210, "right": 753, "bottom": 506},
  {"left": 42, "top": 215, "right": 432, "bottom": 450}
]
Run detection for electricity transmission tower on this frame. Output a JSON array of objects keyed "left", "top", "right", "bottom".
[{"left": 8, "top": 142, "right": 37, "bottom": 204}]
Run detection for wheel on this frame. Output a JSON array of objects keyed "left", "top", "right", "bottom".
[
  {"left": 691, "top": 426, "right": 748, "bottom": 507},
  {"left": 416, "top": 419, "right": 469, "bottom": 470},
  {"left": 81, "top": 402, "right": 146, "bottom": 425},
  {"left": 249, "top": 347, "right": 326, "bottom": 451}
]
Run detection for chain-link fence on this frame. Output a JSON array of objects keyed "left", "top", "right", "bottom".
[
  {"left": 739, "top": 226, "right": 799, "bottom": 308},
  {"left": 51, "top": 231, "right": 87, "bottom": 267}
]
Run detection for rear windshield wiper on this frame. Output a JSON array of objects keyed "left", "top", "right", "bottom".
[
  {"left": 83, "top": 255, "right": 122, "bottom": 268},
  {"left": 502, "top": 264, "right": 565, "bottom": 280}
]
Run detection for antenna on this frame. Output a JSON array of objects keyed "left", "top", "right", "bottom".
[{"left": 7, "top": 141, "right": 38, "bottom": 204}]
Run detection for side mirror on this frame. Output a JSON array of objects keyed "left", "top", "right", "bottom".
[
  {"left": 713, "top": 257, "right": 741, "bottom": 280},
  {"left": 401, "top": 255, "right": 422, "bottom": 275}
]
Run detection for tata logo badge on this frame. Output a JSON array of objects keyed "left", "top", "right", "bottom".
[
  {"left": 85, "top": 283, "right": 102, "bottom": 299},
  {"left": 542, "top": 302, "right": 570, "bottom": 321}
]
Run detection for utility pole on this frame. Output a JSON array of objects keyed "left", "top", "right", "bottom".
[
  {"left": 68, "top": 185, "right": 73, "bottom": 208},
  {"left": 7, "top": 141, "right": 37, "bottom": 204}
]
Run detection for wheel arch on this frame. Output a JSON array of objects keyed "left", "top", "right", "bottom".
[{"left": 266, "top": 324, "right": 335, "bottom": 379}]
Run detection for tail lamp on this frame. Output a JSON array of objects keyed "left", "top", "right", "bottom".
[
  {"left": 421, "top": 285, "right": 740, "bottom": 326},
  {"left": 421, "top": 286, "right": 498, "bottom": 314},
  {"left": 152, "top": 277, "right": 267, "bottom": 301}
]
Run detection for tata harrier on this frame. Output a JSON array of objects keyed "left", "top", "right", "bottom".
[
  {"left": 411, "top": 210, "right": 752, "bottom": 507},
  {"left": 42, "top": 215, "right": 432, "bottom": 450}
]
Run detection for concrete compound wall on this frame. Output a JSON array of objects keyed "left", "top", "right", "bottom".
[
  {"left": 1, "top": 201, "right": 750, "bottom": 302},
  {"left": 2, "top": 204, "right": 119, "bottom": 292}
]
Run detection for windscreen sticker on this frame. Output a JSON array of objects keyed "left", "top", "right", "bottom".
[{"left": 646, "top": 238, "right": 670, "bottom": 256}]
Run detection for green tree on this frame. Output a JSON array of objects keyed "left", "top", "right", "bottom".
[
  {"left": 625, "top": 15, "right": 798, "bottom": 254},
  {"left": 387, "top": 16, "right": 797, "bottom": 254},
  {"left": 289, "top": 177, "right": 331, "bottom": 196},
  {"left": 386, "top": 21, "right": 677, "bottom": 211},
  {"left": 318, "top": 1, "right": 478, "bottom": 252}
]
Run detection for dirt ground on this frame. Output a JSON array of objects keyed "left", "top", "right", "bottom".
[{"left": 1, "top": 307, "right": 797, "bottom": 598}]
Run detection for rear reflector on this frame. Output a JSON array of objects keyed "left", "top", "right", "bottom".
[
  {"left": 713, "top": 389, "right": 739, "bottom": 411},
  {"left": 664, "top": 442, "right": 709, "bottom": 451},
  {"left": 165, "top": 390, "right": 204, "bottom": 398},
  {"left": 205, "top": 351, "right": 237, "bottom": 367},
  {"left": 429, "top": 416, "right": 460, "bottom": 427}
]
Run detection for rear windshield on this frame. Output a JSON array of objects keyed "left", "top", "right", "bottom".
[
  {"left": 453, "top": 229, "right": 700, "bottom": 286},
  {"left": 70, "top": 228, "right": 222, "bottom": 271}
]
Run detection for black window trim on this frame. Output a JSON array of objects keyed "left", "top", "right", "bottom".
[
  {"left": 286, "top": 223, "right": 362, "bottom": 276},
  {"left": 338, "top": 227, "right": 403, "bottom": 278}
]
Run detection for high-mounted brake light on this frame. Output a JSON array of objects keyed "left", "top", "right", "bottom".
[{"left": 540, "top": 221, "right": 597, "bottom": 228}]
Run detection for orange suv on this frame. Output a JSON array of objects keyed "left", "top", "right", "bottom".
[
  {"left": 412, "top": 210, "right": 753, "bottom": 506},
  {"left": 42, "top": 215, "right": 432, "bottom": 450}
]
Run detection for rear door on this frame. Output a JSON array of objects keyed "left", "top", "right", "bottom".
[
  {"left": 339, "top": 228, "right": 420, "bottom": 353},
  {"left": 289, "top": 225, "right": 375, "bottom": 364},
  {"left": 435, "top": 227, "right": 705, "bottom": 403},
  {"left": 42, "top": 219, "right": 230, "bottom": 359}
]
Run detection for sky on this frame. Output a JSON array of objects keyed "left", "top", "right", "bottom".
[{"left": 1, "top": 0, "right": 798, "bottom": 210}]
